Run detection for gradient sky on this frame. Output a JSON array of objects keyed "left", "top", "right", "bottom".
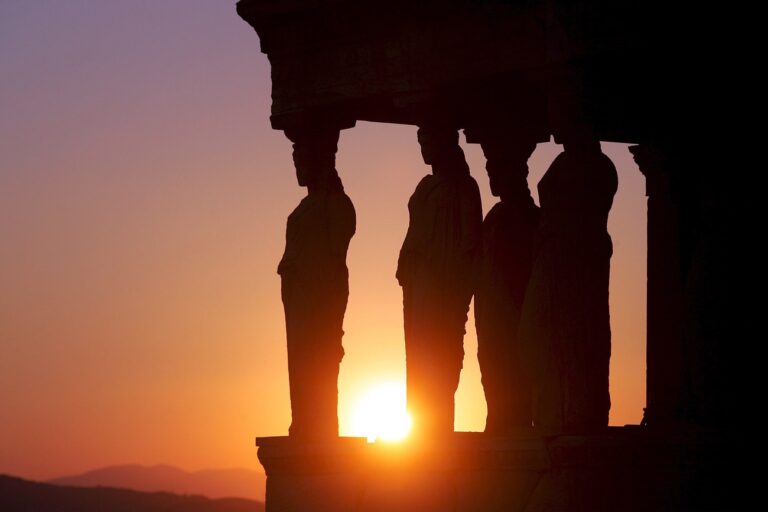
[{"left": 0, "top": 0, "right": 646, "bottom": 482}]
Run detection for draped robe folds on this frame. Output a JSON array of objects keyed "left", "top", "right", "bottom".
[
  {"left": 519, "top": 149, "right": 617, "bottom": 431},
  {"left": 475, "top": 197, "right": 539, "bottom": 432},
  {"left": 397, "top": 171, "right": 483, "bottom": 435},
  {"left": 278, "top": 190, "right": 356, "bottom": 438}
]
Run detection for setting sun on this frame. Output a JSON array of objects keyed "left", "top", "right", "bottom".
[{"left": 349, "top": 382, "right": 412, "bottom": 442}]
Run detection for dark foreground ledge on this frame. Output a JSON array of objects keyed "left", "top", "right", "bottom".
[{"left": 256, "top": 427, "right": 733, "bottom": 512}]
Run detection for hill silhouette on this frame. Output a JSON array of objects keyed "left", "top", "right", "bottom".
[
  {"left": 0, "top": 474, "right": 264, "bottom": 512},
  {"left": 48, "top": 464, "right": 265, "bottom": 501}
]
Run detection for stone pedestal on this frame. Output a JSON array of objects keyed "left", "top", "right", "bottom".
[{"left": 257, "top": 428, "right": 732, "bottom": 512}]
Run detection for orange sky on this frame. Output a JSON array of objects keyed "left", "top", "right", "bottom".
[{"left": 0, "top": 1, "right": 646, "bottom": 481}]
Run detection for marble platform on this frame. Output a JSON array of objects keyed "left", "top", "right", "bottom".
[{"left": 256, "top": 427, "right": 733, "bottom": 512}]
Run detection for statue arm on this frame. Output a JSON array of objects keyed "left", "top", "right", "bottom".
[
  {"left": 451, "top": 182, "right": 483, "bottom": 299},
  {"left": 321, "top": 198, "right": 356, "bottom": 279},
  {"left": 458, "top": 182, "right": 483, "bottom": 267},
  {"left": 397, "top": 184, "right": 424, "bottom": 286},
  {"left": 329, "top": 198, "right": 356, "bottom": 256},
  {"left": 396, "top": 221, "right": 416, "bottom": 286}
]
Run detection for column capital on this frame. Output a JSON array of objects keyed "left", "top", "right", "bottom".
[
  {"left": 284, "top": 125, "right": 344, "bottom": 193},
  {"left": 629, "top": 144, "right": 665, "bottom": 178},
  {"left": 464, "top": 125, "right": 538, "bottom": 202},
  {"left": 629, "top": 144, "right": 673, "bottom": 198}
]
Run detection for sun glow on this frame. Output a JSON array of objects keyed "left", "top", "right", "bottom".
[{"left": 349, "top": 381, "right": 412, "bottom": 442}]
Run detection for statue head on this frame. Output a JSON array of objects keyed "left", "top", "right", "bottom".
[
  {"left": 416, "top": 125, "right": 469, "bottom": 176},
  {"left": 481, "top": 138, "right": 536, "bottom": 199},
  {"left": 287, "top": 127, "right": 343, "bottom": 192}
]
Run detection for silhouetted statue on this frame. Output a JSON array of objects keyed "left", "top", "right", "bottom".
[
  {"left": 474, "top": 137, "right": 539, "bottom": 434},
  {"left": 519, "top": 139, "right": 617, "bottom": 431},
  {"left": 278, "top": 127, "right": 356, "bottom": 438},
  {"left": 397, "top": 125, "right": 483, "bottom": 437}
]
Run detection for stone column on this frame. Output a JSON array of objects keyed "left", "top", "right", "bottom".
[
  {"left": 278, "top": 125, "right": 356, "bottom": 439},
  {"left": 682, "top": 152, "right": 741, "bottom": 429},
  {"left": 632, "top": 143, "right": 743, "bottom": 430},
  {"left": 465, "top": 127, "right": 540, "bottom": 433},
  {"left": 397, "top": 124, "right": 483, "bottom": 438},
  {"left": 629, "top": 145, "right": 687, "bottom": 426},
  {"left": 519, "top": 138, "right": 617, "bottom": 432}
]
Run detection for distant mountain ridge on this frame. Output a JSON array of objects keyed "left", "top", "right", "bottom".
[
  {"left": 48, "top": 464, "right": 265, "bottom": 501},
  {"left": 0, "top": 474, "right": 264, "bottom": 512}
]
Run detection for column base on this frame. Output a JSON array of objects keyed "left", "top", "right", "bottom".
[{"left": 256, "top": 427, "right": 733, "bottom": 511}]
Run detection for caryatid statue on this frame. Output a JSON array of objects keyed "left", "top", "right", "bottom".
[
  {"left": 473, "top": 135, "right": 539, "bottom": 434},
  {"left": 519, "top": 138, "right": 617, "bottom": 432},
  {"left": 397, "top": 125, "right": 483, "bottom": 437},
  {"left": 278, "top": 127, "right": 356, "bottom": 438}
]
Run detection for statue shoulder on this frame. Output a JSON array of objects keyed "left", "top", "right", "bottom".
[
  {"left": 414, "top": 174, "right": 435, "bottom": 192},
  {"left": 324, "top": 192, "right": 356, "bottom": 235},
  {"left": 327, "top": 192, "right": 355, "bottom": 218},
  {"left": 408, "top": 174, "right": 436, "bottom": 205},
  {"left": 338, "top": 192, "right": 355, "bottom": 212},
  {"left": 484, "top": 201, "right": 505, "bottom": 222},
  {"left": 286, "top": 195, "right": 313, "bottom": 223}
]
